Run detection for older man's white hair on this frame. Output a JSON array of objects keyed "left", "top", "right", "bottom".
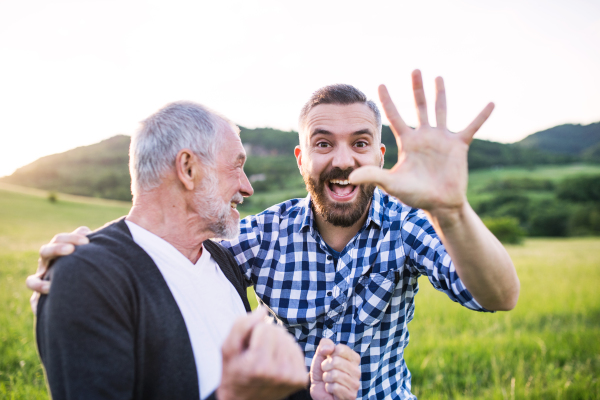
[{"left": 129, "top": 101, "right": 237, "bottom": 196}]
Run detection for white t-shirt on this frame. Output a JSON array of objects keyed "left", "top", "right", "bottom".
[{"left": 125, "top": 220, "right": 247, "bottom": 399}]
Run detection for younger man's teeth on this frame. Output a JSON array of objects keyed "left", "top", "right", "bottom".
[{"left": 330, "top": 179, "right": 350, "bottom": 185}]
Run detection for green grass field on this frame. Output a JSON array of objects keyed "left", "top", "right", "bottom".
[
  {"left": 467, "top": 164, "right": 600, "bottom": 207},
  {"left": 0, "top": 188, "right": 131, "bottom": 399},
  {"left": 1, "top": 181, "right": 599, "bottom": 399}
]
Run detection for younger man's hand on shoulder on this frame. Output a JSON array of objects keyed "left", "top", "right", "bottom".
[{"left": 26, "top": 226, "right": 91, "bottom": 314}]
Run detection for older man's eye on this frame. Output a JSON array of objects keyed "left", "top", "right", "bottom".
[
  {"left": 355, "top": 141, "right": 368, "bottom": 148},
  {"left": 316, "top": 142, "right": 330, "bottom": 148}
]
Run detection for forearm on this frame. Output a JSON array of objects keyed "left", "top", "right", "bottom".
[{"left": 426, "top": 202, "right": 520, "bottom": 311}]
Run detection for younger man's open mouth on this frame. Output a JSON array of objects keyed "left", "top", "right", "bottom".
[{"left": 326, "top": 179, "right": 358, "bottom": 202}]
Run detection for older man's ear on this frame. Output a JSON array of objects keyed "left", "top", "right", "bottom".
[{"left": 175, "top": 149, "right": 203, "bottom": 191}]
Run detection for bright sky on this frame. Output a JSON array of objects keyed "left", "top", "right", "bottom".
[{"left": 1, "top": 0, "right": 599, "bottom": 177}]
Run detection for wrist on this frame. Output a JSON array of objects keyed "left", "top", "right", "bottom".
[{"left": 426, "top": 202, "right": 470, "bottom": 231}]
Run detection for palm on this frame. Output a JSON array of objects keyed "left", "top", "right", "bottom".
[
  {"left": 386, "top": 123, "right": 469, "bottom": 211},
  {"left": 350, "top": 71, "right": 494, "bottom": 213}
]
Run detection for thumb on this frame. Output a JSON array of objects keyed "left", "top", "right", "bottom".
[
  {"left": 221, "top": 308, "right": 267, "bottom": 361},
  {"left": 349, "top": 166, "right": 391, "bottom": 188},
  {"left": 310, "top": 338, "right": 335, "bottom": 382}
]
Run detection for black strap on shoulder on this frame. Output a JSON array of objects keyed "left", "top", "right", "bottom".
[{"left": 203, "top": 240, "right": 251, "bottom": 312}]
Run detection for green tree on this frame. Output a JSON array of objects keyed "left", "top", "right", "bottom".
[{"left": 482, "top": 217, "right": 525, "bottom": 244}]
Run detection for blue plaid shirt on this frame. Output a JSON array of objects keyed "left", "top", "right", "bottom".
[{"left": 221, "top": 188, "right": 490, "bottom": 399}]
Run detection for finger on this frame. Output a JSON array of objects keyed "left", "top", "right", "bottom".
[
  {"left": 330, "top": 345, "right": 361, "bottom": 380},
  {"left": 26, "top": 274, "right": 51, "bottom": 294},
  {"left": 322, "top": 369, "right": 359, "bottom": 391},
  {"left": 248, "top": 315, "right": 293, "bottom": 369},
  {"left": 39, "top": 243, "right": 75, "bottom": 268},
  {"left": 289, "top": 339, "right": 309, "bottom": 384},
  {"left": 461, "top": 102, "right": 495, "bottom": 143},
  {"left": 73, "top": 226, "right": 92, "bottom": 236},
  {"left": 378, "top": 85, "right": 410, "bottom": 140},
  {"left": 30, "top": 292, "right": 40, "bottom": 315},
  {"left": 247, "top": 324, "right": 278, "bottom": 376},
  {"left": 248, "top": 323, "right": 308, "bottom": 388},
  {"left": 435, "top": 76, "right": 447, "bottom": 129},
  {"left": 289, "top": 342, "right": 310, "bottom": 387},
  {"left": 275, "top": 331, "right": 308, "bottom": 386},
  {"left": 325, "top": 382, "right": 356, "bottom": 400},
  {"left": 222, "top": 308, "right": 267, "bottom": 360},
  {"left": 317, "top": 338, "right": 335, "bottom": 358},
  {"left": 331, "top": 344, "right": 359, "bottom": 363},
  {"left": 51, "top": 233, "right": 89, "bottom": 245},
  {"left": 311, "top": 338, "right": 335, "bottom": 382},
  {"left": 412, "top": 70, "right": 429, "bottom": 127},
  {"left": 349, "top": 166, "right": 391, "bottom": 188},
  {"left": 322, "top": 355, "right": 357, "bottom": 376}
]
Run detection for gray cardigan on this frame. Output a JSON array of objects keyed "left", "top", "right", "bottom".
[{"left": 36, "top": 217, "right": 310, "bottom": 400}]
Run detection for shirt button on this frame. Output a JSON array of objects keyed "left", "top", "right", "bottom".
[
  {"left": 326, "top": 321, "right": 334, "bottom": 328},
  {"left": 327, "top": 255, "right": 333, "bottom": 261},
  {"left": 327, "top": 291, "right": 332, "bottom": 296}
]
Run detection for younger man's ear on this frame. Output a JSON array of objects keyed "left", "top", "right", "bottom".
[
  {"left": 175, "top": 149, "right": 202, "bottom": 191},
  {"left": 294, "top": 145, "right": 303, "bottom": 172}
]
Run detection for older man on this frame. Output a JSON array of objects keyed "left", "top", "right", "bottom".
[
  {"left": 30, "top": 71, "right": 519, "bottom": 399},
  {"left": 34, "top": 102, "right": 361, "bottom": 400}
]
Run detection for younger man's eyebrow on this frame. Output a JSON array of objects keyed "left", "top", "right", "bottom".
[
  {"left": 310, "top": 128, "right": 374, "bottom": 138},
  {"left": 310, "top": 128, "right": 332, "bottom": 138},
  {"left": 352, "top": 129, "right": 373, "bottom": 137}
]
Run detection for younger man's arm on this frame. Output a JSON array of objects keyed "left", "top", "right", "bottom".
[{"left": 350, "top": 71, "right": 519, "bottom": 311}]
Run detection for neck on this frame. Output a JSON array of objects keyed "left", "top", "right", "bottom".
[
  {"left": 126, "top": 185, "right": 213, "bottom": 264},
  {"left": 313, "top": 201, "right": 371, "bottom": 252}
]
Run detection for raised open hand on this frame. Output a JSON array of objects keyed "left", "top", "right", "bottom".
[{"left": 349, "top": 70, "right": 494, "bottom": 215}]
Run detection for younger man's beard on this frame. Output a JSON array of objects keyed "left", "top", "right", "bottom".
[{"left": 304, "top": 167, "right": 375, "bottom": 228}]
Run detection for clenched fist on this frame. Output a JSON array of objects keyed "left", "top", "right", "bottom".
[{"left": 217, "top": 309, "right": 308, "bottom": 400}]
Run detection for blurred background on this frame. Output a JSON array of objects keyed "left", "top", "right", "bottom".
[{"left": 0, "top": 0, "right": 598, "bottom": 398}]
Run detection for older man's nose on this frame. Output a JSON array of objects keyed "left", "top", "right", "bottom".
[{"left": 240, "top": 170, "right": 254, "bottom": 197}]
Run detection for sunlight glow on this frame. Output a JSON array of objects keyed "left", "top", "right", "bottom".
[{"left": 0, "top": 0, "right": 599, "bottom": 176}]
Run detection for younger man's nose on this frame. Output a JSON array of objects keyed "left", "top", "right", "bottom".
[{"left": 331, "top": 145, "right": 355, "bottom": 171}]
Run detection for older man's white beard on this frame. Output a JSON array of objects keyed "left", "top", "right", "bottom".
[{"left": 195, "top": 176, "right": 241, "bottom": 240}]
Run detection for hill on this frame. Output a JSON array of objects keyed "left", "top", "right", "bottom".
[
  {"left": 1, "top": 122, "right": 598, "bottom": 202},
  {"left": 1, "top": 135, "right": 132, "bottom": 201},
  {"left": 515, "top": 122, "right": 600, "bottom": 157}
]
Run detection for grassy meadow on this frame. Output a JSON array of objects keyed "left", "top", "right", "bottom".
[
  {"left": 0, "top": 187, "right": 131, "bottom": 399},
  {"left": 1, "top": 173, "right": 599, "bottom": 398},
  {"left": 467, "top": 164, "right": 600, "bottom": 207},
  {"left": 406, "top": 238, "right": 600, "bottom": 399}
]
